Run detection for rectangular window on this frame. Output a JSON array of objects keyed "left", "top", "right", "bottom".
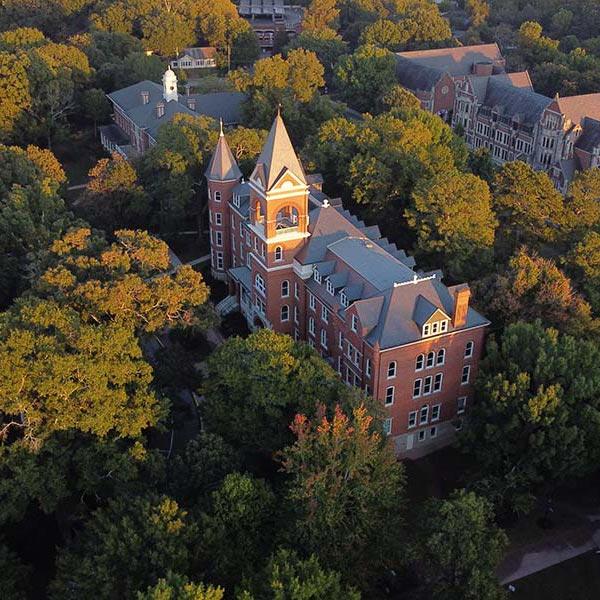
[
  {"left": 240, "top": 222, "right": 243, "bottom": 236},
  {"left": 321, "top": 306, "right": 329, "bottom": 323},
  {"left": 419, "top": 405, "right": 429, "bottom": 425},
  {"left": 308, "top": 317, "right": 315, "bottom": 335},
  {"left": 387, "top": 362, "right": 396, "bottom": 378},
  {"left": 385, "top": 386, "right": 394, "bottom": 406},
  {"left": 413, "top": 379, "right": 422, "bottom": 398},
  {"left": 215, "top": 212, "right": 222, "bottom": 225},
  {"left": 215, "top": 231, "right": 222, "bottom": 246},
  {"left": 457, "top": 396, "right": 467, "bottom": 415},
  {"left": 365, "top": 358, "right": 371, "bottom": 378},
  {"left": 431, "top": 404, "right": 441, "bottom": 422},
  {"left": 461, "top": 365, "right": 471, "bottom": 385},
  {"left": 408, "top": 411, "right": 417, "bottom": 428},
  {"left": 294, "top": 282, "right": 299, "bottom": 299},
  {"left": 433, "top": 373, "right": 443, "bottom": 393},
  {"left": 216, "top": 251, "right": 223, "bottom": 270},
  {"left": 465, "top": 341, "right": 474, "bottom": 359},
  {"left": 339, "top": 331, "right": 344, "bottom": 350},
  {"left": 351, "top": 314, "right": 358, "bottom": 332},
  {"left": 423, "top": 376, "right": 432, "bottom": 395},
  {"left": 418, "top": 429, "right": 426, "bottom": 442},
  {"left": 309, "top": 293, "right": 316, "bottom": 311},
  {"left": 320, "top": 329, "right": 328, "bottom": 349},
  {"left": 430, "top": 426, "right": 437, "bottom": 439},
  {"left": 383, "top": 418, "right": 392, "bottom": 436},
  {"left": 294, "top": 306, "right": 299, "bottom": 324}
]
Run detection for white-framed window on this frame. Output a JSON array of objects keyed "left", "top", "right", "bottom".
[
  {"left": 430, "top": 426, "right": 437, "bottom": 439},
  {"left": 416, "top": 354, "right": 424, "bottom": 371},
  {"left": 426, "top": 351, "right": 435, "bottom": 369},
  {"left": 408, "top": 411, "right": 417, "bottom": 428},
  {"left": 387, "top": 361, "right": 397, "bottom": 379},
  {"left": 320, "top": 328, "right": 328, "bottom": 349},
  {"left": 436, "top": 349, "right": 445, "bottom": 366},
  {"left": 215, "top": 212, "right": 222, "bottom": 225},
  {"left": 321, "top": 305, "right": 329, "bottom": 323},
  {"left": 309, "top": 293, "right": 316, "bottom": 311},
  {"left": 424, "top": 320, "right": 448, "bottom": 336},
  {"left": 338, "top": 331, "right": 344, "bottom": 349},
  {"left": 245, "top": 231, "right": 250, "bottom": 246},
  {"left": 275, "top": 246, "right": 283, "bottom": 261},
  {"left": 431, "top": 404, "right": 441, "bottom": 422},
  {"left": 313, "top": 268, "right": 322, "bottom": 284},
  {"left": 308, "top": 316, "right": 315, "bottom": 335},
  {"left": 413, "top": 379, "right": 422, "bottom": 398},
  {"left": 340, "top": 292, "right": 348, "bottom": 308},
  {"left": 419, "top": 405, "right": 429, "bottom": 425},
  {"left": 385, "top": 386, "right": 394, "bottom": 406},
  {"left": 326, "top": 279, "right": 335, "bottom": 295},
  {"left": 294, "top": 282, "right": 299, "bottom": 299},
  {"left": 281, "top": 280, "right": 289, "bottom": 298},
  {"left": 423, "top": 323, "right": 431, "bottom": 337},
  {"left": 260, "top": 244, "right": 265, "bottom": 258},
  {"left": 465, "top": 341, "right": 474, "bottom": 359},
  {"left": 433, "top": 373, "right": 443, "bottom": 392},
  {"left": 457, "top": 396, "right": 467, "bottom": 415},
  {"left": 281, "top": 305, "right": 289, "bottom": 322},
  {"left": 214, "top": 191, "right": 221, "bottom": 202},
  {"left": 383, "top": 418, "right": 392, "bottom": 436},
  {"left": 294, "top": 306, "right": 299, "bottom": 324},
  {"left": 423, "top": 375, "right": 432, "bottom": 395},
  {"left": 365, "top": 357, "right": 371, "bottom": 378},
  {"left": 215, "top": 231, "right": 222, "bottom": 246},
  {"left": 351, "top": 314, "right": 358, "bottom": 332},
  {"left": 239, "top": 221, "right": 243, "bottom": 236},
  {"left": 253, "top": 237, "right": 258, "bottom": 251},
  {"left": 216, "top": 251, "right": 223, "bottom": 270},
  {"left": 454, "top": 419, "right": 463, "bottom": 431},
  {"left": 255, "top": 273, "right": 266, "bottom": 296},
  {"left": 461, "top": 365, "right": 471, "bottom": 385},
  {"left": 418, "top": 429, "right": 426, "bottom": 442}
]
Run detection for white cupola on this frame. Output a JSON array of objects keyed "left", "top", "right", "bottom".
[{"left": 162, "top": 67, "right": 178, "bottom": 103}]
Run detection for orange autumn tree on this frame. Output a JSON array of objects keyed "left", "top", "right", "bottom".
[{"left": 280, "top": 404, "right": 405, "bottom": 587}]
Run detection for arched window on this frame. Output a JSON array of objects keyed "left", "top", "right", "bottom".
[
  {"left": 426, "top": 351, "right": 435, "bottom": 368},
  {"left": 274, "top": 246, "right": 283, "bottom": 261},
  {"left": 387, "top": 361, "right": 397, "bottom": 378},
  {"left": 415, "top": 354, "right": 425, "bottom": 371},
  {"left": 436, "top": 348, "right": 446, "bottom": 366},
  {"left": 275, "top": 205, "right": 300, "bottom": 229},
  {"left": 281, "top": 280, "right": 289, "bottom": 298},
  {"left": 281, "top": 305, "right": 289, "bottom": 322},
  {"left": 255, "top": 273, "right": 265, "bottom": 296}
]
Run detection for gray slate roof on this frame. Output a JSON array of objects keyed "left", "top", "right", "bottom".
[
  {"left": 576, "top": 118, "right": 600, "bottom": 153},
  {"left": 483, "top": 78, "right": 552, "bottom": 125},
  {"left": 205, "top": 131, "right": 242, "bottom": 181},
  {"left": 395, "top": 56, "right": 444, "bottom": 92}
]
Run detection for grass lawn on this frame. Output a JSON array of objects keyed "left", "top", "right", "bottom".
[{"left": 511, "top": 551, "right": 600, "bottom": 600}]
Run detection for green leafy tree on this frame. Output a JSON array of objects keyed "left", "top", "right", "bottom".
[
  {"left": 0, "top": 540, "right": 30, "bottom": 600},
  {"left": 138, "top": 574, "right": 223, "bottom": 600},
  {"left": 201, "top": 473, "right": 277, "bottom": 588},
  {"left": 465, "top": 0, "right": 490, "bottom": 27},
  {"left": 360, "top": 19, "right": 407, "bottom": 51},
  {"left": 303, "top": 0, "right": 340, "bottom": 33},
  {"left": 415, "top": 490, "right": 507, "bottom": 600},
  {"left": 51, "top": 495, "right": 198, "bottom": 599},
  {"left": 334, "top": 44, "right": 396, "bottom": 112},
  {"left": 380, "top": 83, "right": 421, "bottom": 112},
  {"left": 81, "top": 87, "right": 110, "bottom": 136},
  {"left": 238, "top": 548, "right": 360, "bottom": 600},
  {"left": 0, "top": 26, "right": 46, "bottom": 51},
  {"left": 141, "top": 12, "right": 196, "bottom": 57},
  {"left": 407, "top": 172, "right": 496, "bottom": 279},
  {"left": 0, "top": 51, "right": 31, "bottom": 142},
  {"left": 35, "top": 227, "right": 210, "bottom": 334},
  {"left": 461, "top": 321, "right": 600, "bottom": 511},
  {"left": 281, "top": 404, "right": 405, "bottom": 585},
  {"left": 563, "top": 167, "right": 600, "bottom": 233},
  {"left": 568, "top": 231, "right": 600, "bottom": 312},
  {"left": 202, "top": 329, "right": 367, "bottom": 455},
  {"left": 231, "top": 29, "right": 260, "bottom": 68}
]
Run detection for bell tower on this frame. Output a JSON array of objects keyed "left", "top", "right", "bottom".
[
  {"left": 162, "top": 67, "right": 178, "bottom": 103},
  {"left": 205, "top": 120, "right": 242, "bottom": 280}
]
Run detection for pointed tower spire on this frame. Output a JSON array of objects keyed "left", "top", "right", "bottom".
[
  {"left": 251, "top": 112, "right": 307, "bottom": 191},
  {"left": 219, "top": 117, "right": 224, "bottom": 137},
  {"left": 205, "top": 129, "right": 242, "bottom": 182}
]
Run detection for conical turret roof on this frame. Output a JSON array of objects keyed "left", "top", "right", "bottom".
[
  {"left": 252, "top": 112, "right": 306, "bottom": 191},
  {"left": 205, "top": 125, "right": 242, "bottom": 182}
]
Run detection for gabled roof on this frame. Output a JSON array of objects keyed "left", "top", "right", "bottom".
[
  {"left": 558, "top": 93, "right": 600, "bottom": 126},
  {"left": 395, "top": 56, "right": 445, "bottom": 92},
  {"left": 468, "top": 71, "right": 533, "bottom": 103},
  {"left": 576, "top": 118, "right": 600, "bottom": 153},
  {"left": 252, "top": 113, "right": 306, "bottom": 190},
  {"left": 397, "top": 43, "right": 504, "bottom": 77},
  {"left": 483, "top": 78, "right": 552, "bottom": 125},
  {"left": 205, "top": 129, "right": 242, "bottom": 182},
  {"left": 177, "top": 47, "right": 216, "bottom": 60}
]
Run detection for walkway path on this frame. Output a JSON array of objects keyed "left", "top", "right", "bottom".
[{"left": 498, "top": 512, "right": 600, "bottom": 584}]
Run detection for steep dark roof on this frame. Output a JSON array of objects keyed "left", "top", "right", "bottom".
[
  {"left": 483, "top": 78, "right": 552, "bottom": 124},
  {"left": 205, "top": 130, "right": 242, "bottom": 181},
  {"left": 576, "top": 117, "right": 600, "bottom": 153},
  {"left": 395, "top": 55, "right": 445, "bottom": 91}
]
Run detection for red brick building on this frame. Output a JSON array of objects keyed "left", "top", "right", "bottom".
[{"left": 206, "top": 114, "right": 489, "bottom": 457}]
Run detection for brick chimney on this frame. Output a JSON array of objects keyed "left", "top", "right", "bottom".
[
  {"left": 472, "top": 61, "right": 493, "bottom": 76},
  {"left": 452, "top": 284, "right": 470, "bottom": 328}
]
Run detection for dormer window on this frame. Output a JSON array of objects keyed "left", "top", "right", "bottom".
[
  {"left": 156, "top": 102, "right": 165, "bottom": 118},
  {"left": 326, "top": 279, "right": 334, "bottom": 295},
  {"left": 423, "top": 319, "right": 449, "bottom": 337},
  {"left": 233, "top": 194, "right": 240, "bottom": 208},
  {"left": 141, "top": 91, "right": 149, "bottom": 105},
  {"left": 340, "top": 292, "right": 348, "bottom": 308},
  {"left": 313, "top": 268, "right": 322, "bottom": 284}
]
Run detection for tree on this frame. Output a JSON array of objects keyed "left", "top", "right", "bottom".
[
  {"left": 0, "top": 540, "right": 30, "bottom": 600},
  {"left": 460, "top": 321, "right": 600, "bottom": 511},
  {"left": 563, "top": 167, "right": 600, "bottom": 233},
  {"left": 493, "top": 161, "right": 565, "bottom": 255},
  {"left": 0, "top": 51, "right": 31, "bottom": 142},
  {"left": 465, "top": 0, "right": 490, "bottom": 28},
  {"left": 51, "top": 495, "right": 198, "bottom": 599},
  {"left": 35, "top": 227, "right": 210, "bottom": 334},
  {"left": 303, "top": 0, "right": 339, "bottom": 33},
  {"left": 224, "top": 126, "right": 268, "bottom": 176},
  {"left": 141, "top": 12, "right": 196, "bottom": 57},
  {"left": 0, "top": 297, "right": 167, "bottom": 448},
  {"left": 380, "top": 84, "right": 421, "bottom": 112},
  {"left": 415, "top": 490, "right": 507, "bottom": 600},
  {"left": 81, "top": 88, "right": 111, "bottom": 136},
  {"left": 334, "top": 45, "right": 396, "bottom": 113},
  {"left": 406, "top": 172, "right": 497, "bottom": 280},
  {"left": 238, "top": 549, "right": 360, "bottom": 600},
  {"left": 201, "top": 473, "right": 277, "bottom": 588},
  {"left": 202, "top": 329, "right": 366, "bottom": 455},
  {"left": 80, "top": 153, "right": 150, "bottom": 230},
  {"left": 360, "top": 19, "right": 407, "bottom": 51},
  {"left": 281, "top": 404, "right": 405, "bottom": 585},
  {"left": 0, "top": 26, "right": 46, "bottom": 51},
  {"left": 567, "top": 231, "right": 600, "bottom": 312},
  {"left": 474, "top": 248, "right": 595, "bottom": 336},
  {"left": 231, "top": 30, "right": 260, "bottom": 68},
  {"left": 137, "top": 574, "right": 224, "bottom": 600}
]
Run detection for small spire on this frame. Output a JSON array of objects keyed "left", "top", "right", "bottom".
[
  {"left": 277, "top": 103, "right": 282, "bottom": 117},
  {"left": 219, "top": 118, "right": 224, "bottom": 137}
]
